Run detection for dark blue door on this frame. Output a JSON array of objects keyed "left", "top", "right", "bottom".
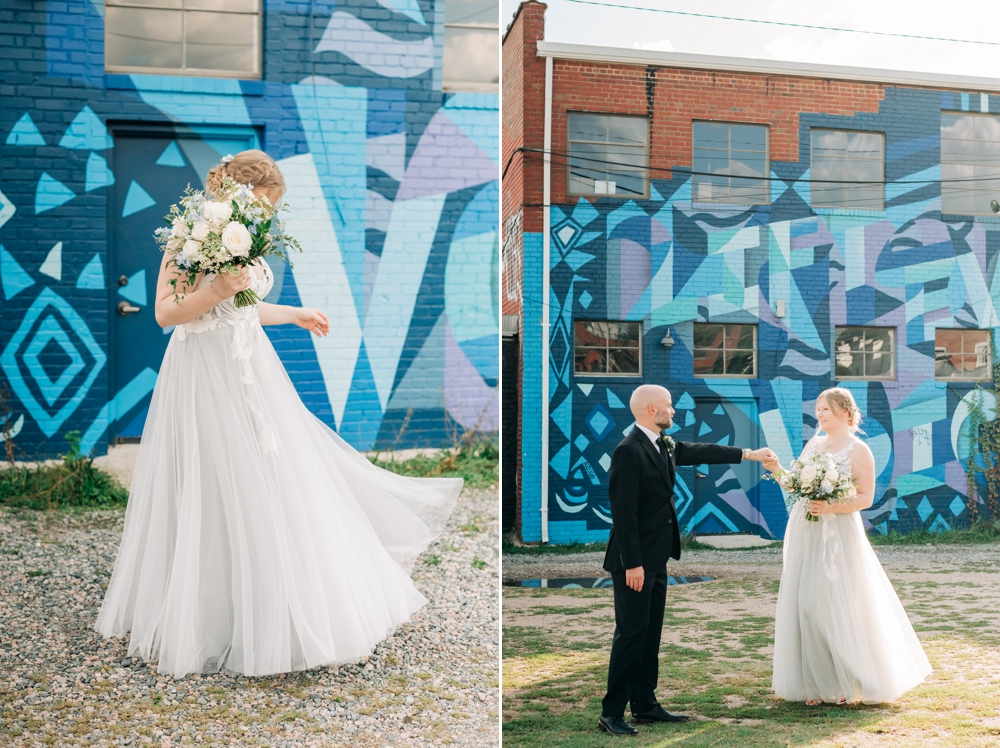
[{"left": 108, "top": 127, "right": 257, "bottom": 443}]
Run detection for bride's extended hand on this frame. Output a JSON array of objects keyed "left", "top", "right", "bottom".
[
  {"left": 292, "top": 308, "right": 330, "bottom": 337},
  {"left": 762, "top": 453, "right": 781, "bottom": 473}
]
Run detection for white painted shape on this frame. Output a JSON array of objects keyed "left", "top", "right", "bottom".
[
  {"left": 719, "top": 225, "right": 760, "bottom": 254},
  {"left": 0, "top": 189, "right": 14, "bottom": 230},
  {"left": 983, "top": 93, "right": 990, "bottom": 112},
  {"left": 365, "top": 132, "right": 407, "bottom": 182},
  {"left": 760, "top": 408, "right": 794, "bottom": 474},
  {"left": 912, "top": 422, "right": 933, "bottom": 471},
  {"left": 577, "top": 383, "right": 593, "bottom": 396},
  {"left": 958, "top": 251, "right": 999, "bottom": 327},
  {"left": 39, "top": 242, "right": 62, "bottom": 281},
  {"left": 365, "top": 190, "right": 393, "bottom": 233},
  {"left": 844, "top": 225, "right": 866, "bottom": 290},
  {"left": 598, "top": 453, "right": 611, "bottom": 472},
  {"left": 277, "top": 153, "right": 363, "bottom": 428}
]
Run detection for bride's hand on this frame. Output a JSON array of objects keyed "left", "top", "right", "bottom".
[
  {"left": 762, "top": 453, "right": 780, "bottom": 472},
  {"left": 807, "top": 500, "right": 829, "bottom": 515},
  {"left": 211, "top": 267, "right": 252, "bottom": 299},
  {"left": 293, "top": 308, "right": 330, "bottom": 337}
]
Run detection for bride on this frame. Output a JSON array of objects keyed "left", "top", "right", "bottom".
[
  {"left": 763, "top": 387, "right": 931, "bottom": 705},
  {"left": 95, "top": 150, "right": 462, "bottom": 678}
]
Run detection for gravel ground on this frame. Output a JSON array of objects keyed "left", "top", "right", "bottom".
[{"left": 0, "top": 488, "right": 499, "bottom": 748}]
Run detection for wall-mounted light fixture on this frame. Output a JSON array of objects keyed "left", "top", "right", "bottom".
[
  {"left": 775, "top": 300, "right": 786, "bottom": 318},
  {"left": 992, "top": 199, "right": 1000, "bottom": 214},
  {"left": 660, "top": 328, "right": 675, "bottom": 347}
]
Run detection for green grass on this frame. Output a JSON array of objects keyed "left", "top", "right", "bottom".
[
  {"left": 869, "top": 524, "right": 1000, "bottom": 546},
  {"left": 369, "top": 439, "right": 497, "bottom": 490}
]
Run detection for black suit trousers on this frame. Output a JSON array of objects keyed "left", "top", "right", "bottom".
[{"left": 601, "top": 567, "right": 668, "bottom": 718}]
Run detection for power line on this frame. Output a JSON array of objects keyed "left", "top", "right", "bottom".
[{"left": 562, "top": 0, "right": 1000, "bottom": 48}]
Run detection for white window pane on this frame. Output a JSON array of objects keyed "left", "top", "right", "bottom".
[
  {"left": 443, "top": 27, "right": 499, "bottom": 85},
  {"left": 693, "top": 122, "right": 729, "bottom": 149},
  {"left": 186, "top": 0, "right": 258, "bottom": 11},
  {"left": 569, "top": 114, "right": 607, "bottom": 142},
  {"left": 941, "top": 137, "right": 974, "bottom": 161},
  {"left": 608, "top": 117, "right": 646, "bottom": 146},
  {"left": 106, "top": 6, "right": 182, "bottom": 69},
  {"left": 729, "top": 151, "right": 766, "bottom": 178},
  {"left": 606, "top": 144, "right": 646, "bottom": 169},
  {"left": 185, "top": 11, "right": 257, "bottom": 72},
  {"left": 848, "top": 158, "right": 881, "bottom": 183},
  {"left": 731, "top": 124, "right": 766, "bottom": 150},
  {"left": 611, "top": 170, "right": 645, "bottom": 196},
  {"left": 813, "top": 129, "right": 847, "bottom": 154},
  {"left": 847, "top": 132, "right": 882, "bottom": 157},
  {"left": 445, "top": 0, "right": 496, "bottom": 24},
  {"left": 974, "top": 115, "right": 1000, "bottom": 141}
]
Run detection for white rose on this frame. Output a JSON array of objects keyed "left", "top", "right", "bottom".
[
  {"left": 221, "top": 221, "right": 252, "bottom": 257},
  {"left": 171, "top": 218, "right": 188, "bottom": 238},
  {"left": 190, "top": 220, "right": 211, "bottom": 241},
  {"left": 182, "top": 239, "right": 204, "bottom": 260},
  {"left": 820, "top": 481, "right": 833, "bottom": 493},
  {"left": 825, "top": 467, "right": 839, "bottom": 483},
  {"left": 202, "top": 201, "right": 232, "bottom": 223},
  {"left": 800, "top": 465, "right": 818, "bottom": 486}
]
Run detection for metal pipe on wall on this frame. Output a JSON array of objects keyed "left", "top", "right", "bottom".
[{"left": 540, "top": 54, "right": 553, "bottom": 544}]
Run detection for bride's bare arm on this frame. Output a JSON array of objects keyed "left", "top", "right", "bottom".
[
  {"left": 154, "top": 253, "right": 251, "bottom": 328},
  {"left": 257, "top": 302, "right": 329, "bottom": 337}
]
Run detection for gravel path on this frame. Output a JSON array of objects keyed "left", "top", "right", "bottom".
[{"left": 0, "top": 488, "right": 499, "bottom": 748}]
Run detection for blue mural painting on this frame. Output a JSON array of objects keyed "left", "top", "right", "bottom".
[
  {"left": 521, "top": 86, "right": 1000, "bottom": 544},
  {"left": 0, "top": 0, "right": 499, "bottom": 458}
]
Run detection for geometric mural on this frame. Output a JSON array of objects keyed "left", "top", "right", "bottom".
[
  {"left": 523, "top": 86, "right": 1000, "bottom": 543},
  {"left": 1, "top": 0, "right": 498, "bottom": 458}
]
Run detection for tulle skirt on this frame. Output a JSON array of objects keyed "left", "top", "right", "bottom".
[
  {"left": 94, "top": 317, "right": 461, "bottom": 678},
  {"left": 772, "top": 499, "right": 931, "bottom": 704}
]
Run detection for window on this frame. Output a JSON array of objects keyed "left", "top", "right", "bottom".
[
  {"left": 935, "top": 328, "right": 992, "bottom": 380},
  {"left": 568, "top": 114, "right": 648, "bottom": 198},
  {"left": 105, "top": 0, "right": 261, "bottom": 78},
  {"left": 692, "top": 122, "right": 768, "bottom": 205},
  {"left": 941, "top": 113, "right": 1000, "bottom": 215},
  {"left": 810, "top": 129, "right": 884, "bottom": 210},
  {"left": 574, "top": 321, "right": 642, "bottom": 376},
  {"left": 443, "top": 0, "right": 499, "bottom": 92},
  {"left": 692, "top": 324, "right": 757, "bottom": 378},
  {"left": 834, "top": 327, "right": 895, "bottom": 380}
]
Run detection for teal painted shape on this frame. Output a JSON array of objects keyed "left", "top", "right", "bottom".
[
  {"left": 377, "top": 0, "right": 425, "bottom": 23},
  {"left": 59, "top": 105, "right": 113, "bottom": 150},
  {"left": 22, "top": 315, "right": 85, "bottom": 407},
  {"left": 897, "top": 472, "right": 945, "bottom": 497},
  {"left": 549, "top": 442, "right": 571, "bottom": 480},
  {"left": 574, "top": 433, "right": 590, "bottom": 451},
  {"left": 39, "top": 243, "right": 61, "bottom": 281},
  {"left": 897, "top": 497, "right": 908, "bottom": 509},
  {"left": 440, "top": 100, "right": 498, "bottom": 162},
  {"left": 950, "top": 496, "right": 965, "bottom": 516},
  {"left": 85, "top": 152, "right": 115, "bottom": 192},
  {"left": 577, "top": 383, "right": 593, "bottom": 396},
  {"left": 606, "top": 200, "right": 647, "bottom": 236},
  {"left": 122, "top": 180, "right": 156, "bottom": 217},
  {"left": 698, "top": 421, "right": 712, "bottom": 436},
  {"left": 564, "top": 251, "right": 596, "bottom": 271},
  {"left": 117, "top": 269, "right": 147, "bottom": 306},
  {"left": 607, "top": 389, "right": 626, "bottom": 409},
  {"left": 551, "top": 393, "right": 573, "bottom": 439},
  {"left": 928, "top": 515, "right": 951, "bottom": 534},
  {"left": 156, "top": 141, "right": 186, "bottom": 167},
  {"left": 873, "top": 521, "right": 888, "bottom": 535},
  {"left": 676, "top": 392, "right": 695, "bottom": 409},
  {"left": 769, "top": 171, "right": 787, "bottom": 204},
  {"left": 76, "top": 254, "right": 104, "bottom": 290},
  {"left": 131, "top": 76, "right": 251, "bottom": 126},
  {"left": 35, "top": 173, "right": 75, "bottom": 214},
  {"left": 572, "top": 197, "right": 600, "bottom": 226},
  {"left": 579, "top": 290, "right": 593, "bottom": 308},
  {"left": 713, "top": 404, "right": 725, "bottom": 415},
  {"left": 716, "top": 434, "right": 730, "bottom": 446},
  {"left": 917, "top": 495, "right": 933, "bottom": 523},
  {"left": 892, "top": 397, "right": 946, "bottom": 432},
  {"left": 80, "top": 367, "right": 157, "bottom": 455},
  {"left": 685, "top": 411, "right": 695, "bottom": 427},
  {"left": 682, "top": 503, "right": 740, "bottom": 536},
  {"left": 650, "top": 183, "right": 664, "bottom": 201},
  {"left": 791, "top": 168, "right": 810, "bottom": 204},
  {"left": 6, "top": 112, "right": 45, "bottom": 146},
  {"left": 0, "top": 246, "right": 36, "bottom": 300},
  {"left": 772, "top": 379, "right": 803, "bottom": 458},
  {"left": 445, "top": 231, "right": 498, "bottom": 343},
  {"left": 572, "top": 469, "right": 583, "bottom": 480},
  {"left": 787, "top": 276, "right": 826, "bottom": 352}
]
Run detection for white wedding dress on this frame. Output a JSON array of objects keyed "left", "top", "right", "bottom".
[
  {"left": 95, "top": 261, "right": 462, "bottom": 678},
  {"left": 772, "top": 436, "right": 931, "bottom": 704}
]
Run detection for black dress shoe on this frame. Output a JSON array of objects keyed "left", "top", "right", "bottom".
[
  {"left": 598, "top": 714, "right": 638, "bottom": 735},
  {"left": 631, "top": 704, "right": 689, "bottom": 723}
]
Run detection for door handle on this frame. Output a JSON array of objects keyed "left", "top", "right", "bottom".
[
  {"left": 696, "top": 472, "right": 708, "bottom": 479},
  {"left": 117, "top": 301, "right": 141, "bottom": 316}
]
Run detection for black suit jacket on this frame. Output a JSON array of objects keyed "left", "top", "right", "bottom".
[{"left": 602, "top": 428, "right": 744, "bottom": 572}]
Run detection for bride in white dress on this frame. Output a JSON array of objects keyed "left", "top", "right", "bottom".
[
  {"left": 763, "top": 387, "right": 931, "bottom": 705},
  {"left": 95, "top": 150, "right": 462, "bottom": 678}
]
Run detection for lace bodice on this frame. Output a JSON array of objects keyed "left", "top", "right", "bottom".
[
  {"left": 806, "top": 436, "right": 857, "bottom": 464},
  {"left": 174, "top": 261, "right": 273, "bottom": 341}
]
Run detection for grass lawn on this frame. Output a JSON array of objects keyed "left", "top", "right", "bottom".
[{"left": 502, "top": 550, "right": 1000, "bottom": 747}]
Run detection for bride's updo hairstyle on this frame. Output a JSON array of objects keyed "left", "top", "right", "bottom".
[
  {"left": 817, "top": 387, "right": 864, "bottom": 435},
  {"left": 205, "top": 149, "right": 286, "bottom": 197}
]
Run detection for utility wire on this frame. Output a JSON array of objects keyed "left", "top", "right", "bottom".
[{"left": 562, "top": 0, "right": 1000, "bottom": 48}]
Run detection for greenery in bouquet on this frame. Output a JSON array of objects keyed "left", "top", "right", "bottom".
[
  {"left": 766, "top": 448, "right": 857, "bottom": 521},
  {"left": 155, "top": 175, "right": 302, "bottom": 308}
]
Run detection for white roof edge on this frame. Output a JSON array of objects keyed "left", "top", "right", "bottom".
[{"left": 536, "top": 41, "right": 1000, "bottom": 92}]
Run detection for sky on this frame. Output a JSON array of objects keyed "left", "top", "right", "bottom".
[{"left": 500, "top": 0, "right": 1000, "bottom": 80}]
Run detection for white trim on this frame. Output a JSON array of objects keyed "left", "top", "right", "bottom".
[
  {"left": 536, "top": 41, "right": 1000, "bottom": 92},
  {"left": 541, "top": 55, "right": 553, "bottom": 545}
]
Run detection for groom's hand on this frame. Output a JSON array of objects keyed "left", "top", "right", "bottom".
[
  {"left": 748, "top": 448, "right": 776, "bottom": 463},
  {"left": 625, "top": 566, "right": 644, "bottom": 592}
]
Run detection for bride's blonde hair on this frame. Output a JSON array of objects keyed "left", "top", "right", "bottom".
[
  {"left": 817, "top": 387, "right": 864, "bottom": 434},
  {"left": 205, "top": 149, "right": 285, "bottom": 196}
]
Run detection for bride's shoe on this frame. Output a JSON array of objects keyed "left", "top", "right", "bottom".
[{"left": 805, "top": 699, "right": 821, "bottom": 706}]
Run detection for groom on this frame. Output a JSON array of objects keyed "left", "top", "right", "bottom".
[{"left": 599, "top": 385, "right": 774, "bottom": 735}]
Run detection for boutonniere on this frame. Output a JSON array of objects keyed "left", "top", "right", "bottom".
[{"left": 660, "top": 435, "right": 675, "bottom": 452}]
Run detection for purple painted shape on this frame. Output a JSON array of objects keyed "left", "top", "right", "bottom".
[
  {"left": 915, "top": 218, "right": 951, "bottom": 246},
  {"left": 444, "top": 319, "right": 499, "bottom": 431},
  {"left": 618, "top": 238, "right": 650, "bottom": 317},
  {"left": 945, "top": 459, "right": 967, "bottom": 494},
  {"left": 650, "top": 217, "right": 671, "bottom": 246},
  {"left": 396, "top": 112, "right": 496, "bottom": 201},
  {"left": 865, "top": 221, "right": 896, "bottom": 287},
  {"left": 717, "top": 489, "right": 773, "bottom": 537},
  {"left": 925, "top": 306, "right": 951, "bottom": 323},
  {"left": 828, "top": 272, "right": 846, "bottom": 323},
  {"left": 891, "top": 431, "right": 913, "bottom": 479},
  {"left": 968, "top": 220, "right": 987, "bottom": 276},
  {"left": 790, "top": 221, "right": 835, "bottom": 251}
]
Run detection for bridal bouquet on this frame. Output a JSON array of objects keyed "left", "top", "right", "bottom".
[
  {"left": 155, "top": 174, "right": 301, "bottom": 307},
  {"left": 770, "top": 449, "right": 856, "bottom": 521}
]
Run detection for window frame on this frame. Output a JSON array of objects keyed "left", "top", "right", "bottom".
[
  {"left": 566, "top": 112, "right": 650, "bottom": 200},
  {"left": 940, "top": 111, "right": 1000, "bottom": 216},
  {"left": 809, "top": 128, "right": 885, "bottom": 210},
  {"left": 691, "top": 120, "right": 770, "bottom": 206},
  {"left": 692, "top": 323, "right": 758, "bottom": 379},
  {"left": 573, "top": 319, "right": 644, "bottom": 378},
  {"left": 833, "top": 326, "right": 897, "bottom": 381},
  {"left": 934, "top": 328, "right": 993, "bottom": 382},
  {"left": 103, "top": 0, "right": 263, "bottom": 80}
]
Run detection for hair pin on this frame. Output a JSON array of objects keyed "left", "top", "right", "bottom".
[{"left": 221, "top": 154, "right": 235, "bottom": 164}]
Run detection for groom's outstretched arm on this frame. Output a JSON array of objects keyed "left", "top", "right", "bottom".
[
  {"left": 608, "top": 446, "right": 643, "bottom": 570},
  {"left": 674, "top": 441, "right": 744, "bottom": 467}
]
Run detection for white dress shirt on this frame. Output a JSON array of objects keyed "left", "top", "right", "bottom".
[{"left": 635, "top": 423, "right": 663, "bottom": 451}]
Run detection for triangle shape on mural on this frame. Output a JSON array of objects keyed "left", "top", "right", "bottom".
[
  {"left": 122, "top": 180, "right": 156, "bottom": 217},
  {"left": 85, "top": 152, "right": 115, "bottom": 192},
  {"left": 577, "top": 383, "right": 593, "bottom": 396},
  {"left": 551, "top": 393, "right": 573, "bottom": 439},
  {"left": 338, "top": 343, "right": 384, "bottom": 451},
  {"left": 156, "top": 141, "right": 187, "bottom": 167},
  {"left": 0, "top": 245, "right": 36, "bottom": 300},
  {"left": 39, "top": 242, "right": 62, "bottom": 280},
  {"left": 607, "top": 389, "right": 626, "bottom": 409},
  {"left": 6, "top": 112, "right": 46, "bottom": 146},
  {"left": 375, "top": 0, "right": 425, "bottom": 24},
  {"left": 76, "top": 253, "right": 104, "bottom": 289},
  {"left": 35, "top": 173, "right": 75, "bottom": 214},
  {"left": 117, "top": 269, "right": 147, "bottom": 305},
  {"left": 59, "top": 105, "right": 113, "bottom": 150}
]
